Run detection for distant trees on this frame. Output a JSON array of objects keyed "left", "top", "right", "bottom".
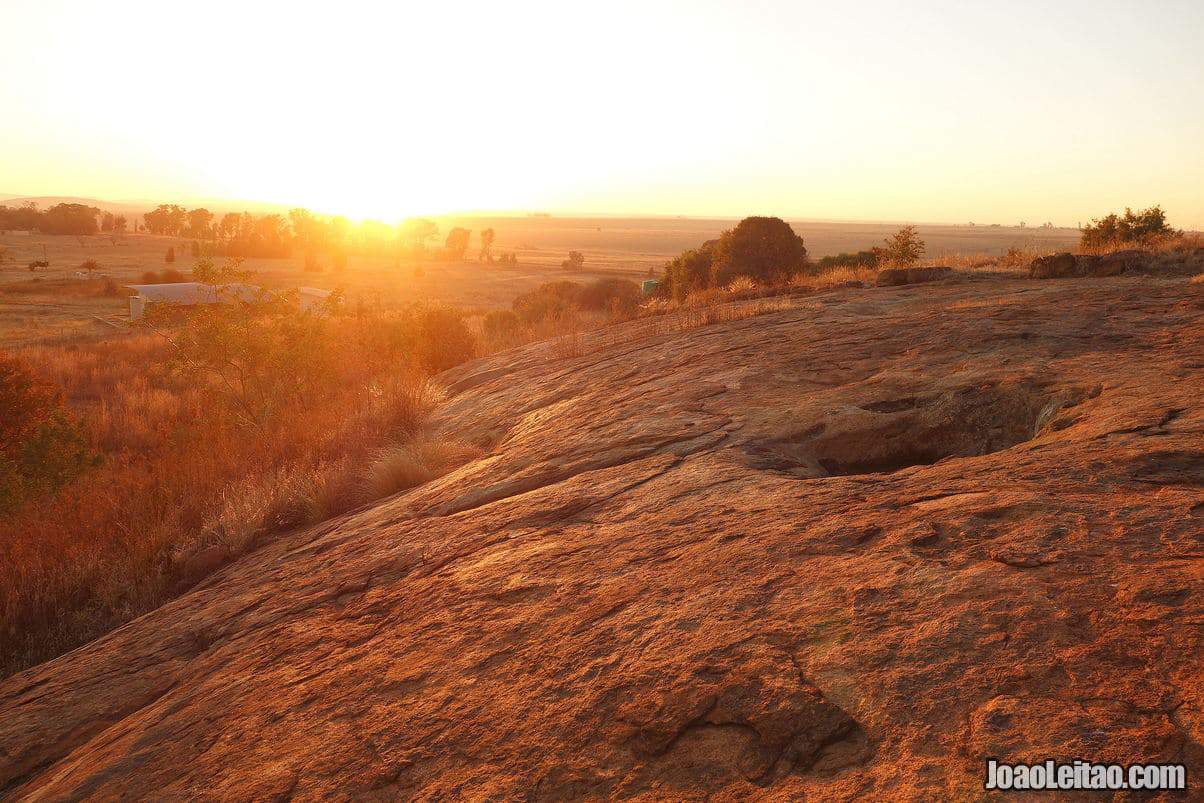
[
  {"left": 1080, "top": 205, "right": 1177, "bottom": 250},
  {"left": 879, "top": 226, "right": 925, "bottom": 267},
  {"left": 165, "top": 247, "right": 175, "bottom": 263},
  {"left": 400, "top": 218, "right": 439, "bottom": 253},
  {"left": 444, "top": 227, "right": 471, "bottom": 260},
  {"left": 0, "top": 201, "right": 99, "bottom": 234},
  {"left": 479, "top": 228, "right": 495, "bottom": 263},
  {"left": 562, "top": 250, "right": 585, "bottom": 270},
  {"left": 143, "top": 204, "right": 188, "bottom": 236},
  {"left": 37, "top": 203, "right": 101, "bottom": 235},
  {"left": 186, "top": 208, "right": 214, "bottom": 239}
]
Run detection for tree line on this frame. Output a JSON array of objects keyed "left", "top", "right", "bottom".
[{"left": 0, "top": 203, "right": 128, "bottom": 236}]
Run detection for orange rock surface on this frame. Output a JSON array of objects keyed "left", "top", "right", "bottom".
[{"left": 2, "top": 276, "right": 1201, "bottom": 799}]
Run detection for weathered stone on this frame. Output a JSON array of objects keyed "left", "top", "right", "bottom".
[
  {"left": 1, "top": 277, "right": 1201, "bottom": 799},
  {"left": 1028, "top": 252, "right": 1078, "bottom": 278},
  {"left": 875, "top": 266, "right": 952, "bottom": 287}
]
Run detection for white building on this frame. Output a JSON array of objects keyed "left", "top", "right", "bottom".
[{"left": 124, "top": 282, "right": 263, "bottom": 320}]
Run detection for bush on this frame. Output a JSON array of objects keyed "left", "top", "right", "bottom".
[
  {"left": 409, "top": 305, "right": 476, "bottom": 374},
  {"left": 80, "top": 259, "right": 99, "bottom": 273},
  {"left": 1080, "top": 206, "right": 1177, "bottom": 250},
  {"left": 710, "top": 216, "right": 808, "bottom": 287},
  {"left": 513, "top": 281, "right": 582, "bottom": 323},
  {"left": 817, "top": 250, "right": 879, "bottom": 271},
  {"left": 561, "top": 250, "right": 585, "bottom": 270},
  {"left": 0, "top": 354, "right": 98, "bottom": 513},
  {"left": 161, "top": 268, "right": 185, "bottom": 283},
  {"left": 140, "top": 270, "right": 160, "bottom": 284},
  {"left": 578, "top": 278, "right": 640, "bottom": 316},
  {"left": 482, "top": 309, "right": 522, "bottom": 339},
  {"left": 663, "top": 241, "right": 717, "bottom": 301},
  {"left": 880, "top": 226, "right": 925, "bottom": 267}
]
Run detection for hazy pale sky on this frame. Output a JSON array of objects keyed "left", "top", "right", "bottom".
[{"left": 3, "top": 0, "right": 1202, "bottom": 226}]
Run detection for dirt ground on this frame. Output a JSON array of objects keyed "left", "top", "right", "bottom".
[{"left": 0, "top": 218, "right": 1078, "bottom": 347}]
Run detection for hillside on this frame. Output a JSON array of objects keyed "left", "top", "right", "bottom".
[{"left": 1, "top": 274, "right": 1200, "bottom": 798}]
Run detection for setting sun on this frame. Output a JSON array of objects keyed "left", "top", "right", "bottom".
[{"left": 2, "top": 2, "right": 1202, "bottom": 799}]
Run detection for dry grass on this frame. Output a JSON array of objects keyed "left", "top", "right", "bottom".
[
  {"left": 0, "top": 314, "right": 468, "bottom": 677},
  {"left": 362, "top": 437, "right": 482, "bottom": 500}
]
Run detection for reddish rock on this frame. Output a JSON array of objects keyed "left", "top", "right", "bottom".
[
  {"left": 1028, "top": 252, "right": 1078, "bottom": 278},
  {"left": 1, "top": 276, "right": 1201, "bottom": 799},
  {"left": 875, "top": 266, "right": 953, "bottom": 286}
]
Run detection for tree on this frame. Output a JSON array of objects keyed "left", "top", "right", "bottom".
[
  {"left": 186, "top": 208, "right": 214, "bottom": 240},
  {"left": 709, "top": 216, "right": 808, "bottom": 286},
  {"left": 879, "top": 226, "right": 925, "bottom": 267},
  {"left": 101, "top": 212, "right": 115, "bottom": 232},
  {"left": 218, "top": 212, "right": 241, "bottom": 240},
  {"left": 562, "top": 250, "right": 585, "bottom": 270},
  {"left": 165, "top": 247, "right": 175, "bottom": 263},
  {"left": 113, "top": 215, "right": 127, "bottom": 234},
  {"left": 400, "top": 218, "right": 439, "bottom": 253},
  {"left": 479, "top": 228, "right": 495, "bottom": 263},
  {"left": 143, "top": 204, "right": 187, "bottom": 236},
  {"left": 444, "top": 227, "right": 471, "bottom": 260},
  {"left": 38, "top": 203, "right": 101, "bottom": 235}
]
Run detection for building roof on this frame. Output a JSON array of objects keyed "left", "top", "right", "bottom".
[{"left": 123, "top": 282, "right": 263, "bottom": 304}]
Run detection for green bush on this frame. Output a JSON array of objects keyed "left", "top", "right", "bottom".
[
  {"left": 1080, "top": 206, "right": 1176, "bottom": 250},
  {"left": 710, "top": 217, "right": 808, "bottom": 287},
  {"left": 663, "top": 241, "right": 716, "bottom": 301},
  {"left": 880, "top": 226, "right": 925, "bottom": 267},
  {"left": 817, "top": 250, "right": 879, "bottom": 271}
]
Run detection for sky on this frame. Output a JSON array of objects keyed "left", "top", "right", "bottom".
[{"left": 2, "top": 0, "right": 1202, "bottom": 227}]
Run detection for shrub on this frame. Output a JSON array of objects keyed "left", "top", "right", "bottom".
[
  {"left": 1080, "top": 205, "right": 1177, "bottom": 250},
  {"left": 880, "top": 226, "right": 925, "bottom": 267},
  {"left": 28, "top": 260, "right": 49, "bottom": 270},
  {"left": 663, "top": 241, "right": 717, "bottom": 301},
  {"left": 80, "top": 259, "right": 99, "bottom": 273},
  {"left": 361, "top": 437, "right": 481, "bottom": 501},
  {"left": 710, "top": 216, "right": 808, "bottom": 287},
  {"left": 409, "top": 305, "right": 476, "bottom": 374},
  {"left": 102, "top": 278, "right": 120, "bottom": 297},
  {"left": 160, "top": 268, "right": 185, "bottom": 283},
  {"left": 513, "top": 281, "right": 582, "bottom": 323},
  {"left": 482, "top": 309, "right": 522, "bottom": 339},
  {"left": 0, "top": 354, "right": 97, "bottom": 513},
  {"left": 817, "top": 250, "right": 879, "bottom": 271},
  {"left": 578, "top": 277, "right": 641, "bottom": 316},
  {"left": 140, "top": 270, "right": 160, "bottom": 284}
]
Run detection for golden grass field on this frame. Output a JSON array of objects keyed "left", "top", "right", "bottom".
[{"left": 0, "top": 216, "right": 1079, "bottom": 346}]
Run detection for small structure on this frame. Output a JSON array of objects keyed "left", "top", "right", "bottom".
[
  {"left": 124, "top": 282, "right": 263, "bottom": 320},
  {"left": 297, "top": 287, "right": 334, "bottom": 312},
  {"left": 641, "top": 279, "right": 661, "bottom": 295}
]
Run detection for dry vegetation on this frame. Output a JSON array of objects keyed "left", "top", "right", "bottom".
[
  {"left": 0, "top": 304, "right": 481, "bottom": 675},
  {"left": 2, "top": 209, "right": 1199, "bottom": 679}
]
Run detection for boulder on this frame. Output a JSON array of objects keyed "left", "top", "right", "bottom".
[
  {"left": 1028, "top": 252, "right": 1078, "bottom": 279},
  {"left": 875, "top": 266, "right": 952, "bottom": 287}
]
